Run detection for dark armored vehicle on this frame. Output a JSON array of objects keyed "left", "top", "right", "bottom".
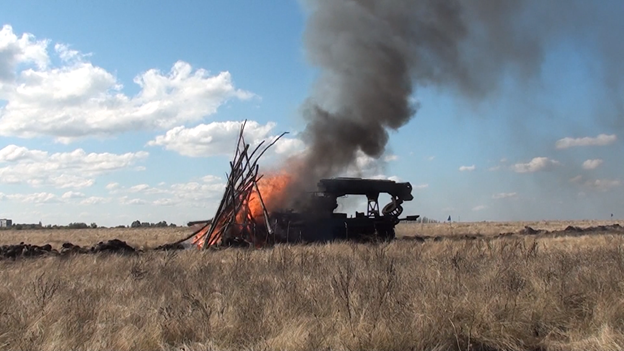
[{"left": 272, "top": 177, "right": 417, "bottom": 243}]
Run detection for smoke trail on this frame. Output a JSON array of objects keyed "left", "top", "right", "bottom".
[{"left": 289, "top": 0, "right": 624, "bottom": 191}]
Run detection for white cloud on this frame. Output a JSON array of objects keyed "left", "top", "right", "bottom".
[
  {"left": 105, "top": 182, "right": 119, "bottom": 190},
  {"left": 119, "top": 196, "right": 148, "bottom": 205},
  {"left": 0, "top": 25, "right": 49, "bottom": 82},
  {"left": 153, "top": 198, "right": 180, "bottom": 206},
  {"left": 413, "top": 184, "right": 429, "bottom": 189},
  {"left": 0, "top": 26, "right": 254, "bottom": 142},
  {"left": 582, "top": 159, "right": 603, "bottom": 170},
  {"left": 128, "top": 184, "right": 150, "bottom": 193},
  {"left": 273, "top": 138, "right": 306, "bottom": 156},
  {"left": 427, "top": 156, "right": 435, "bottom": 161},
  {"left": 112, "top": 176, "right": 226, "bottom": 208},
  {"left": 555, "top": 134, "right": 617, "bottom": 149},
  {"left": 511, "top": 157, "right": 559, "bottom": 173},
  {"left": 54, "top": 43, "right": 83, "bottom": 62},
  {"left": 569, "top": 175, "right": 621, "bottom": 192},
  {"left": 459, "top": 165, "right": 476, "bottom": 172},
  {"left": 147, "top": 120, "right": 303, "bottom": 158},
  {"left": 8, "top": 192, "right": 58, "bottom": 204},
  {"left": 169, "top": 181, "right": 225, "bottom": 201},
  {"left": 201, "top": 175, "right": 221, "bottom": 183},
  {"left": 0, "top": 145, "right": 148, "bottom": 189},
  {"left": 384, "top": 154, "right": 399, "bottom": 162},
  {"left": 61, "top": 191, "right": 85, "bottom": 199},
  {"left": 0, "top": 145, "right": 47, "bottom": 162},
  {"left": 472, "top": 205, "right": 487, "bottom": 211},
  {"left": 492, "top": 192, "right": 517, "bottom": 199},
  {"left": 80, "top": 196, "right": 111, "bottom": 205},
  {"left": 583, "top": 179, "right": 621, "bottom": 192},
  {"left": 488, "top": 166, "right": 500, "bottom": 171}
]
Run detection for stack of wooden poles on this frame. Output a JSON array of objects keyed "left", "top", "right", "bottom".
[{"left": 191, "top": 121, "right": 286, "bottom": 249}]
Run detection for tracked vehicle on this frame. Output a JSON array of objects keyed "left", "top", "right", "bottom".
[{"left": 272, "top": 177, "right": 418, "bottom": 243}]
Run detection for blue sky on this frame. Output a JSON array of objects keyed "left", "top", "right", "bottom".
[{"left": 0, "top": 1, "right": 622, "bottom": 226}]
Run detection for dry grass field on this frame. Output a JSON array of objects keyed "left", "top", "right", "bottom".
[
  {"left": 0, "top": 227, "right": 191, "bottom": 249},
  {"left": 0, "top": 221, "right": 623, "bottom": 350},
  {"left": 3, "top": 219, "right": 617, "bottom": 250},
  {"left": 395, "top": 219, "right": 620, "bottom": 238}
]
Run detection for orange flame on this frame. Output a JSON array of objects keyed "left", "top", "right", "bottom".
[
  {"left": 192, "top": 172, "right": 293, "bottom": 249},
  {"left": 248, "top": 172, "right": 293, "bottom": 219}
]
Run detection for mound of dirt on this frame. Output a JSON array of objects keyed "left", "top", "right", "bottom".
[
  {"left": 153, "top": 242, "right": 186, "bottom": 251},
  {"left": 91, "top": 239, "right": 136, "bottom": 254},
  {"left": 519, "top": 226, "right": 541, "bottom": 235},
  {"left": 0, "top": 243, "right": 57, "bottom": 259},
  {"left": 1, "top": 239, "right": 138, "bottom": 261}
]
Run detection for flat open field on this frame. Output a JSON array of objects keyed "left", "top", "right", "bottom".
[
  {"left": 0, "top": 226, "right": 192, "bottom": 249},
  {"left": 0, "top": 221, "right": 623, "bottom": 350},
  {"left": 395, "top": 219, "right": 620, "bottom": 238},
  {"left": 2, "top": 219, "right": 619, "bottom": 250}
]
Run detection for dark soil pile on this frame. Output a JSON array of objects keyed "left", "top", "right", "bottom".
[{"left": 0, "top": 239, "right": 141, "bottom": 261}]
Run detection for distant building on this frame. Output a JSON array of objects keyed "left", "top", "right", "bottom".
[{"left": 0, "top": 219, "right": 12, "bottom": 228}]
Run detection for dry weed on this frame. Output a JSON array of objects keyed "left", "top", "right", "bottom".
[
  {"left": 0, "top": 227, "right": 190, "bottom": 250},
  {"left": 396, "top": 219, "right": 619, "bottom": 238},
  {"left": 1, "top": 234, "right": 624, "bottom": 350}
]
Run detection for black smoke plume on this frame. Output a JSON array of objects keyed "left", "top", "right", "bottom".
[{"left": 287, "top": 0, "right": 623, "bottom": 192}]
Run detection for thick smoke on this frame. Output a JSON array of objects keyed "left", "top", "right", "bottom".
[{"left": 289, "top": 0, "right": 623, "bottom": 192}]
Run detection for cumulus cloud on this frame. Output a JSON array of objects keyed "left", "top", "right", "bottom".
[
  {"left": 0, "top": 145, "right": 47, "bottom": 162},
  {"left": 111, "top": 176, "right": 226, "bottom": 208},
  {"left": 512, "top": 157, "right": 560, "bottom": 173},
  {"left": 80, "top": 196, "right": 111, "bottom": 205},
  {"left": 582, "top": 159, "right": 603, "bottom": 170},
  {"left": 153, "top": 198, "right": 180, "bottom": 206},
  {"left": 105, "top": 182, "right": 119, "bottom": 190},
  {"left": 128, "top": 184, "right": 150, "bottom": 193},
  {"left": 586, "top": 179, "right": 621, "bottom": 192},
  {"left": 555, "top": 134, "right": 617, "bottom": 149},
  {"left": 459, "top": 165, "right": 476, "bottom": 172},
  {"left": 0, "top": 26, "right": 254, "bottom": 142},
  {"left": 147, "top": 120, "right": 304, "bottom": 158},
  {"left": 569, "top": 175, "right": 621, "bottom": 192},
  {"left": 0, "top": 145, "right": 148, "bottom": 189},
  {"left": 61, "top": 191, "right": 85, "bottom": 199},
  {"left": 0, "top": 25, "right": 49, "bottom": 82},
  {"left": 119, "top": 196, "right": 148, "bottom": 205},
  {"left": 8, "top": 192, "right": 59, "bottom": 204},
  {"left": 384, "top": 155, "right": 399, "bottom": 162},
  {"left": 492, "top": 192, "right": 517, "bottom": 199}
]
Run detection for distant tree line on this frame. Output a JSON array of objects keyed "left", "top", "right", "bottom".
[
  {"left": 0, "top": 220, "right": 177, "bottom": 230},
  {"left": 130, "top": 220, "right": 177, "bottom": 228}
]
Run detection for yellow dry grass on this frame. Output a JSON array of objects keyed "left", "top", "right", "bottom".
[
  {"left": 1, "top": 226, "right": 624, "bottom": 350},
  {"left": 0, "top": 227, "right": 190, "bottom": 249},
  {"left": 395, "top": 219, "right": 618, "bottom": 238},
  {"left": 2, "top": 219, "right": 615, "bottom": 250}
]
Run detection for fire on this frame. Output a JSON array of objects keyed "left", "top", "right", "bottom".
[
  {"left": 192, "top": 172, "right": 293, "bottom": 249},
  {"left": 248, "top": 172, "right": 293, "bottom": 219}
]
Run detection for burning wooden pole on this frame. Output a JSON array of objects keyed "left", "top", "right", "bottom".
[{"left": 192, "top": 120, "right": 287, "bottom": 249}]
